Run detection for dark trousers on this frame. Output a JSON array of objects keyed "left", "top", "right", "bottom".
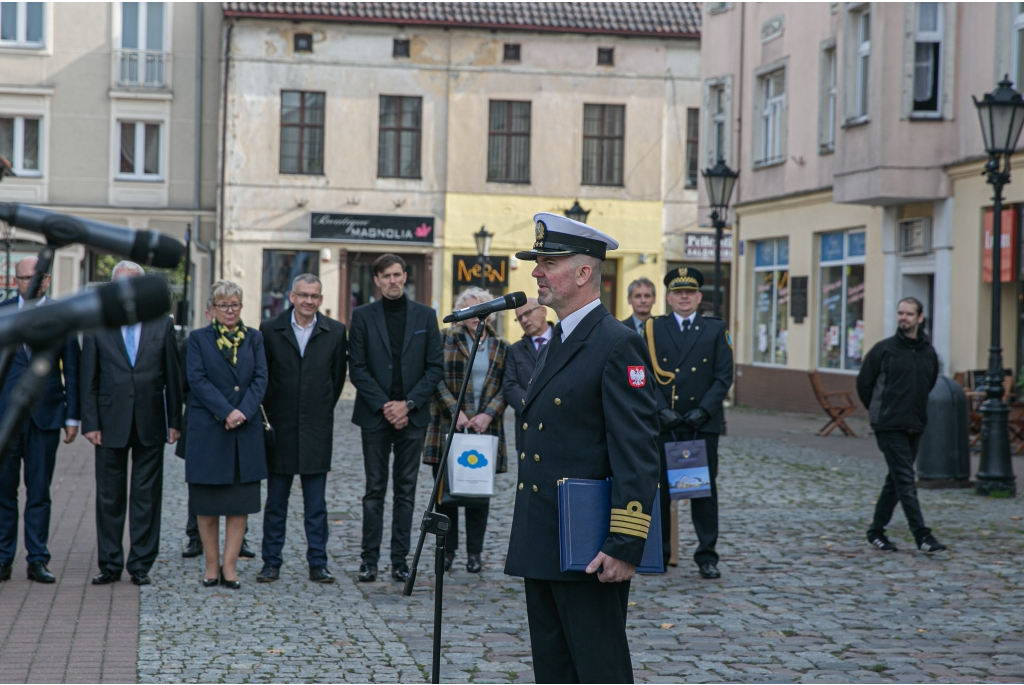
[
  {"left": 0, "top": 423, "right": 60, "bottom": 565},
  {"left": 94, "top": 422, "right": 164, "bottom": 574},
  {"left": 430, "top": 464, "right": 489, "bottom": 556},
  {"left": 658, "top": 431, "right": 719, "bottom": 567},
  {"left": 869, "top": 430, "right": 931, "bottom": 542},
  {"left": 261, "top": 472, "right": 328, "bottom": 568},
  {"left": 524, "top": 578, "right": 633, "bottom": 684},
  {"left": 360, "top": 422, "right": 426, "bottom": 567}
]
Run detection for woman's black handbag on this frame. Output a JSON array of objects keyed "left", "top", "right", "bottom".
[{"left": 259, "top": 405, "right": 276, "bottom": 457}]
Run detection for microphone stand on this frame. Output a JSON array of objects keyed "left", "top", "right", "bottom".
[
  {"left": 403, "top": 317, "right": 488, "bottom": 684},
  {"left": 0, "top": 243, "right": 55, "bottom": 394}
]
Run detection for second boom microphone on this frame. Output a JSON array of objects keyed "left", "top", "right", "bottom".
[{"left": 443, "top": 292, "right": 527, "bottom": 323}]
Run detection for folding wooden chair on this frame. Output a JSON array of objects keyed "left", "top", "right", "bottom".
[{"left": 808, "top": 371, "right": 859, "bottom": 437}]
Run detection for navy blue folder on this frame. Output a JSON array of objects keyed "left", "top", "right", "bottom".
[{"left": 558, "top": 478, "right": 664, "bottom": 574}]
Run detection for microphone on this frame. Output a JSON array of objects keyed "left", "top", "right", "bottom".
[
  {"left": 0, "top": 203, "right": 185, "bottom": 269},
  {"left": 443, "top": 292, "right": 527, "bottom": 324},
  {"left": 0, "top": 275, "right": 170, "bottom": 349}
]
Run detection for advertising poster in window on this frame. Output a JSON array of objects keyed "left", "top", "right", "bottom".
[
  {"left": 983, "top": 208, "right": 1016, "bottom": 283},
  {"left": 452, "top": 255, "right": 509, "bottom": 301}
]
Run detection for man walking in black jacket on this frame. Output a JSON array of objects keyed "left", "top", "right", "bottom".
[{"left": 856, "top": 297, "right": 946, "bottom": 554}]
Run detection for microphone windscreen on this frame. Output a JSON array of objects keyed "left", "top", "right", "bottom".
[
  {"left": 131, "top": 231, "right": 186, "bottom": 269},
  {"left": 132, "top": 275, "right": 172, "bottom": 321},
  {"left": 97, "top": 276, "right": 170, "bottom": 327},
  {"left": 507, "top": 291, "right": 527, "bottom": 309}
]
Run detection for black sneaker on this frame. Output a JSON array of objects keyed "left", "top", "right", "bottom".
[
  {"left": 868, "top": 533, "right": 898, "bottom": 552},
  {"left": 917, "top": 535, "right": 947, "bottom": 553}
]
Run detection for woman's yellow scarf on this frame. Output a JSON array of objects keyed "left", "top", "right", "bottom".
[{"left": 214, "top": 319, "right": 246, "bottom": 365}]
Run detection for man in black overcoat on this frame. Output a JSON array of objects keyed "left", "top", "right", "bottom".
[
  {"left": 257, "top": 274, "right": 347, "bottom": 584},
  {"left": 505, "top": 212, "right": 661, "bottom": 684},
  {"left": 645, "top": 267, "right": 733, "bottom": 579},
  {"left": 80, "top": 261, "right": 183, "bottom": 587},
  {"left": 502, "top": 297, "right": 554, "bottom": 453}
]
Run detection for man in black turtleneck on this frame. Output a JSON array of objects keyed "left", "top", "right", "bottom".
[
  {"left": 857, "top": 296, "right": 946, "bottom": 555},
  {"left": 348, "top": 254, "right": 443, "bottom": 583}
]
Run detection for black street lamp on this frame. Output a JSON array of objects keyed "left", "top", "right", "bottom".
[
  {"left": 564, "top": 199, "right": 590, "bottom": 224},
  {"left": 973, "top": 76, "right": 1024, "bottom": 498},
  {"left": 474, "top": 225, "right": 494, "bottom": 290},
  {"left": 701, "top": 158, "right": 739, "bottom": 318}
]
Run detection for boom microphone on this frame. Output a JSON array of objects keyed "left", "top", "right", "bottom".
[
  {"left": 443, "top": 291, "right": 527, "bottom": 324},
  {"left": 0, "top": 203, "right": 185, "bottom": 269},
  {"left": 0, "top": 275, "right": 170, "bottom": 349}
]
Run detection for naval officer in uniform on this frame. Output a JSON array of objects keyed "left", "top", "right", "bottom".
[
  {"left": 644, "top": 267, "right": 733, "bottom": 579},
  {"left": 504, "top": 212, "right": 661, "bottom": 684}
]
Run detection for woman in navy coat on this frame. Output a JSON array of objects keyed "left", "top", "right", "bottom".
[{"left": 185, "top": 280, "right": 268, "bottom": 588}]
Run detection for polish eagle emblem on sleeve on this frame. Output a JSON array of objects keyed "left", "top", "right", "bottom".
[{"left": 628, "top": 365, "right": 646, "bottom": 388}]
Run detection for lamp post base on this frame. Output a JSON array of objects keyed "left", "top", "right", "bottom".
[{"left": 977, "top": 399, "right": 1017, "bottom": 497}]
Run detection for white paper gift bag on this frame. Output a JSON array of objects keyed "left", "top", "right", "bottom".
[{"left": 446, "top": 431, "right": 498, "bottom": 497}]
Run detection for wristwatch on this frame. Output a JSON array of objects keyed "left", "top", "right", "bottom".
[{"left": 405, "top": 399, "right": 416, "bottom": 411}]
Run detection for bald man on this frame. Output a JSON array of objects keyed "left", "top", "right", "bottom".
[
  {"left": 502, "top": 298, "right": 554, "bottom": 452},
  {"left": 0, "top": 256, "right": 81, "bottom": 584}
]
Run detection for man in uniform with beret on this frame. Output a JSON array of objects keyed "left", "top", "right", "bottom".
[
  {"left": 644, "top": 267, "right": 733, "bottom": 579},
  {"left": 504, "top": 212, "right": 661, "bottom": 684}
]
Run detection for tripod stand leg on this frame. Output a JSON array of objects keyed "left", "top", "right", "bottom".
[{"left": 432, "top": 532, "right": 446, "bottom": 684}]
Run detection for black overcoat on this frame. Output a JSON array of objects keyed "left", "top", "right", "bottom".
[
  {"left": 259, "top": 310, "right": 347, "bottom": 475},
  {"left": 504, "top": 303, "right": 661, "bottom": 582}
]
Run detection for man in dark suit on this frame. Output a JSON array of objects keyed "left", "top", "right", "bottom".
[
  {"left": 80, "top": 261, "right": 183, "bottom": 587},
  {"left": 505, "top": 213, "right": 661, "bottom": 684},
  {"left": 349, "top": 253, "right": 443, "bottom": 583},
  {"left": 622, "top": 277, "right": 656, "bottom": 335},
  {"left": 257, "top": 274, "right": 347, "bottom": 584},
  {"left": 502, "top": 297, "right": 553, "bottom": 452},
  {"left": 644, "top": 267, "right": 733, "bottom": 579},
  {"left": 0, "top": 256, "right": 81, "bottom": 584}
]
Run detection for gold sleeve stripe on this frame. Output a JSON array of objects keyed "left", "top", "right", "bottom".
[
  {"left": 610, "top": 514, "right": 651, "bottom": 528},
  {"left": 610, "top": 524, "right": 649, "bottom": 539},
  {"left": 610, "top": 508, "right": 651, "bottom": 523},
  {"left": 609, "top": 520, "right": 649, "bottom": 535}
]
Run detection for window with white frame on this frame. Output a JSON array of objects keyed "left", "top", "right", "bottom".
[
  {"left": 1013, "top": 4, "right": 1024, "bottom": 87},
  {"left": 119, "top": 2, "right": 166, "bottom": 87},
  {"left": 855, "top": 10, "right": 870, "bottom": 118},
  {"left": 0, "top": 2, "right": 43, "bottom": 47},
  {"left": 818, "top": 230, "right": 866, "bottom": 371},
  {"left": 0, "top": 116, "right": 40, "bottom": 176},
  {"left": 753, "top": 238, "right": 789, "bottom": 366},
  {"left": 820, "top": 46, "right": 836, "bottom": 152},
  {"left": 709, "top": 84, "right": 726, "bottom": 164},
  {"left": 758, "top": 70, "right": 786, "bottom": 165},
  {"left": 117, "top": 121, "right": 161, "bottom": 179},
  {"left": 912, "top": 2, "right": 942, "bottom": 115}
]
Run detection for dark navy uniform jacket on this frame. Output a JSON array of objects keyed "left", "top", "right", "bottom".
[
  {"left": 645, "top": 312, "right": 733, "bottom": 434},
  {"left": 504, "top": 303, "right": 661, "bottom": 581}
]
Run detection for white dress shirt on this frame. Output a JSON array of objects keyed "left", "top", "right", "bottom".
[
  {"left": 121, "top": 322, "right": 142, "bottom": 364},
  {"left": 18, "top": 295, "right": 78, "bottom": 428},
  {"left": 291, "top": 310, "right": 317, "bottom": 357},
  {"left": 556, "top": 298, "right": 603, "bottom": 342},
  {"left": 673, "top": 311, "right": 697, "bottom": 330}
]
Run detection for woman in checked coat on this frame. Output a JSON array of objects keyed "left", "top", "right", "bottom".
[{"left": 422, "top": 286, "right": 510, "bottom": 574}]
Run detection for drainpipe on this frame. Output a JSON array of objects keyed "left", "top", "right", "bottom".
[
  {"left": 217, "top": 18, "right": 235, "bottom": 281},
  {"left": 190, "top": 2, "right": 210, "bottom": 328}
]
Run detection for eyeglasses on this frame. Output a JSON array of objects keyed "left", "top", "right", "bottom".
[
  {"left": 516, "top": 306, "right": 543, "bottom": 322},
  {"left": 292, "top": 292, "right": 323, "bottom": 301},
  {"left": 14, "top": 275, "right": 35, "bottom": 283},
  {"left": 213, "top": 302, "right": 242, "bottom": 312}
]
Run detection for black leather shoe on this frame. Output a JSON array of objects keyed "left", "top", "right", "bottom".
[
  {"left": 130, "top": 571, "right": 151, "bottom": 586},
  {"left": 0, "top": 562, "right": 12, "bottom": 581},
  {"left": 698, "top": 562, "right": 721, "bottom": 579},
  {"left": 391, "top": 564, "right": 410, "bottom": 582},
  {"left": 92, "top": 570, "right": 122, "bottom": 585},
  {"left": 309, "top": 566, "right": 335, "bottom": 584},
  {"left": 358, "top": 562, "right": 377, "bottom": 582},
  {"left": 466, "top": 555, "right": 482, "bottom": 573},
  {"left": 443, "top": 552, "right": 454, "bottom": 572},
  {"left": 182, "top": 539, "right": 202, "bottom": 558},
  {"left": 238, "top": 539, "right": 256, "bottom": 559},
  {"left": 219, "top": 568, "right": 241, "bottom": 589},
  {"left": 256, "top": 563, "right": 280, "bottom": 583},
  {"left": 27, "top": 562, "right": 55, "bottom": 583}
]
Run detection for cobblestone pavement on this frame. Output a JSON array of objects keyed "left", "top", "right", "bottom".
[{"left": 140, "top": 401, "right": 1024, "bottom": 683}]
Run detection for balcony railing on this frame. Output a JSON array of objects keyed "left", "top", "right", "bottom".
[{"left": 117, "top": 49, "right": 168, "bottom": 87}]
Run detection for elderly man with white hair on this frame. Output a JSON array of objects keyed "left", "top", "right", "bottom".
[{"left": 80, "top": 260, "right": 183, "bottom": 586}]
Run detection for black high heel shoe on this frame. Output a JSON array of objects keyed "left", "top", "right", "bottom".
[
  {"left": 202, "top": 570, "right": 219, "bottom": 587},
  {"left": 219, "top": 567, "right": 241, "bottom": 590}
]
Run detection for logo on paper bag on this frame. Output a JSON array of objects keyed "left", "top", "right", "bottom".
[
  {"left": 628, "top": 366, "right": 646, "bottom": 388},
  {"left": 457, "top": 450, "right": 488, "bottom": 469}
]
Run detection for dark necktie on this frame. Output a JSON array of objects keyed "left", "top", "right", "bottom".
[
  {"left": 531, "top": 323, "right": 563, "bottom": 383},
  {"left": 681, "top": 318, "right": 691, "bottom": 334},
  {"left": 534, "top": 336, "right": 547, "bottom": 352}
]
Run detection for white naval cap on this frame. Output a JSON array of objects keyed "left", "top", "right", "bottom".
[{"left": 514, "top": 212, "right": 620, "bottom": 262}]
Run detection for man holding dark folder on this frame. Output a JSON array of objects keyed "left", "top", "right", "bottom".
[{"left": 504, "top": 212, "right": 661, "bottom": 684}]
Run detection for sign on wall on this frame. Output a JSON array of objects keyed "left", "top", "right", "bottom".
[
  {"left": 790, "top": 276, "right": 808, "bottom": 323},
  {"left": 310, "top": 212, "right": 435, "bottom": 245},
  {"left": 684, "top": 232, "right": 733, "bottom": 261},
  {"left": 983, "top": 208, "right": 1017, "bottom": 283},
  {"left": 452, "top": 255, "right": 508, "bottom": 294}
]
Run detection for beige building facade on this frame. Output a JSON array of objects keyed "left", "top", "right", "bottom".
[
  {"left": 218, "top": 3, "right": 703, "bottom": 332},
  {"left": 701, "top": 2, "right": 1024, "bottom": 412},
  {"left": 0, "top": 1, "right": 219, "bottom": 325}
]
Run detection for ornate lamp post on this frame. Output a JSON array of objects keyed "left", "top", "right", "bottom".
[
  {"left": 973, "top": 76, "right": 1024, "bottom": 497},
  {"left": 701, "top": 159, "right": 739, "bottom": 318},
  {"left": 473, "top": 225, "right": 494, "bottom": 290},
  {"left": 564, "top": 199, "right": 590, "bottom": 224}
]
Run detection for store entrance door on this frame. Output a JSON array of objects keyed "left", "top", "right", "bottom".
[{"left": 340, "top": 251, "right": 430, "bottom": 324}]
